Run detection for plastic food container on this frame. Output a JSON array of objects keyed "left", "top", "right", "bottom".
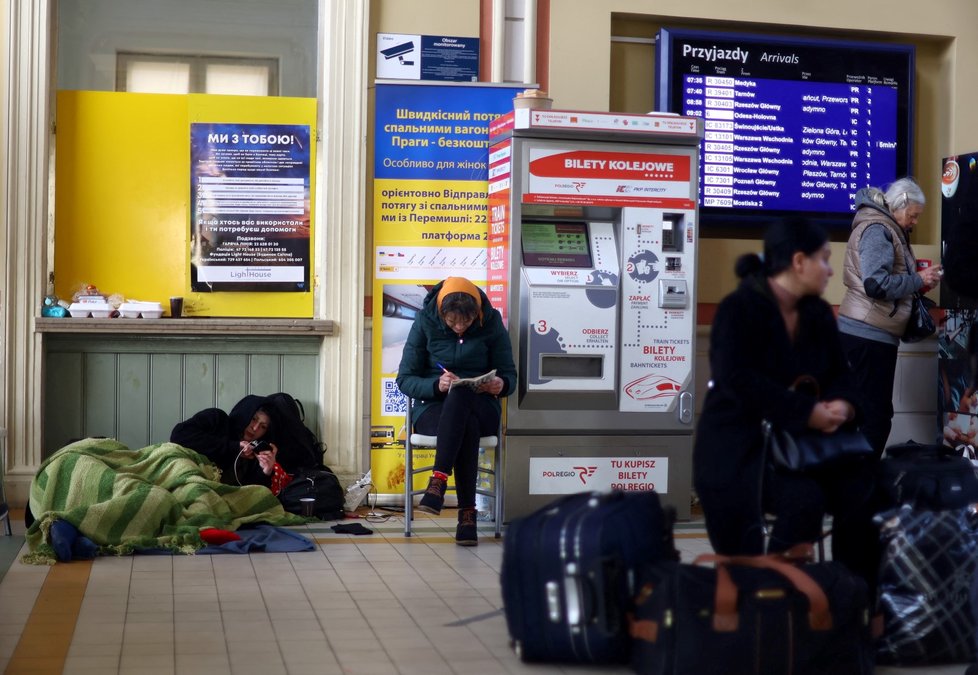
[
  {"left": 118, "top": 301, "right": 163, "bottom": 319},
  {"left": 68, "top": 302, "right": 113, "bottom": 318}
]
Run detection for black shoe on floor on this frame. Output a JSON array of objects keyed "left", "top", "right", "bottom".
[
  {"left": 456, "top": 508, "right": 478, "bottom": 546},
  {"left": 417, "top": 475, "right": 447, "bottom": 515}
]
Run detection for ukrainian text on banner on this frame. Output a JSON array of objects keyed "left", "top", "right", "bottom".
[
  {"left": 191, "top": 123, "right": 311, "bottom": 292},
  {"left": 371, "top": 82, "right": 523, "bottom": 497}
]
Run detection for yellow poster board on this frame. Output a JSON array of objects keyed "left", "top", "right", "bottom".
[
  {"left": 54, "top": 90, "right": 316, "bottom": 317},
  {"left": 369, "top": 83, "right": 524, "bottom": 495}
]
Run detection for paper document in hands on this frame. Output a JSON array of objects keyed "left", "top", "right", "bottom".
[{"left": 449, "top": 369, "right": 497, "bottom": 391}]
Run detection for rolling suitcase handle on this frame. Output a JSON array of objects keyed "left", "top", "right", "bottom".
[
  {"left": 563, "top": 557, "right": 625, "bottom": 634},
  {"left": 694, "top": 552, "right": 833, "bottom": 632},
  {"left": 563, "top": 562, "right": 588, "bottom": 628},
  {"left": 554, "top": 492, "right": 630, "bottom": 630}
]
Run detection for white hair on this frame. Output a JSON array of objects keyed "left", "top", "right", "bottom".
[{"left": 884, "top": 177, "right": 926, "bottom": 212}]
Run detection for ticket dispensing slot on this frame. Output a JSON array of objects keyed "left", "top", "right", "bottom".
[
  {"left": 540, "top": 354, "right": 604, "bottom": 379},
  {"left": 661, "top": 213, "right": 685, "bottom": 253}
]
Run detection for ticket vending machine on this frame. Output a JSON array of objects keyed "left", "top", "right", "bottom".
[{"left": 487, "top": 109, "right": 703, "bottom": 520}]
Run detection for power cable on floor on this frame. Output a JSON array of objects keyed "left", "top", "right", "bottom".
[{"left": 362, "top": 483, "right": 393, "bottom": 523}]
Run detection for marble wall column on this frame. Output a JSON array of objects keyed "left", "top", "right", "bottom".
[{"left": 2, "top": 0, "right": 52, "bottom": 504}]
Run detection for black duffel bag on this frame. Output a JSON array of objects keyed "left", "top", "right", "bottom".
[
  {"left": 628, "top": 550, "right": 875, "bottom": 675},
  {"left": 879, "top": 441, "right": 978, "bottom": 510},
  {"left": 278, "top": 467, "right": 345, "bottom": 520}
]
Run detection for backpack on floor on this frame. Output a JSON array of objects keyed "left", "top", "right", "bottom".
[
  {"left": 278, "top": 468, "right": 345, "bottom": 520},
  {"left": 265, "top": 392, "right": 324, "bottom": 472}
]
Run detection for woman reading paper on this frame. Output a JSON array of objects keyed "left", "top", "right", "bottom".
[{"left": 396, "top": 277, "right": 517, "bottom": 546}]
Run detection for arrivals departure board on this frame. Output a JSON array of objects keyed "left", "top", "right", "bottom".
[{"left": 657, "top": 29, "right": 914, "bottom": 228}]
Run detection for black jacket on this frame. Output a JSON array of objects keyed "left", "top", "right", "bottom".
[
  {"left": 694, "top": 274, "right": 860, "bottom": 491},
  {"left": 170, "top": 394, "right": 270, "bottom": 487}
]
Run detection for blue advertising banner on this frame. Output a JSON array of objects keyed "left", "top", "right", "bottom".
[
  {"left": 374, "top": 84, "right": 518, "bottom": 182},
  {"left": 190, "top": 122, "right": 311, "bottom": 292}
]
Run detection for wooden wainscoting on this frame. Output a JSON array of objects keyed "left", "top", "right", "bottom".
[{"left": 42, "top": 334, "right": 323, "bottom": 457}]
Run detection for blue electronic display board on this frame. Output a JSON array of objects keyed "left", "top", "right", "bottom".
[
  {"left": 686, "top": 77, "right": 897, "bottom": 212},
  {"left": 657, "top": 29, "right": 914, "bottom": 229}
]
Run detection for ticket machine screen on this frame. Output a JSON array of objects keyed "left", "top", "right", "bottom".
[{"left": 521, "top": 221, "right": 592, "bottom": 268}]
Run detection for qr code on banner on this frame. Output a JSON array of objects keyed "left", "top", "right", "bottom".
[{"left": 382, "top": 378, "right": 407, "bottom": 415}]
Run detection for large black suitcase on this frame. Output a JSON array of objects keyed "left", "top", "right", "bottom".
[
  {"left": 500, "top": 490, "right": 675, "bottom": 663},
  {"left": 879, "top": 441, "right": 978, "bottom": 510},
  {"left": 628, "top": 552, "right": 875, "bottom": 675}
]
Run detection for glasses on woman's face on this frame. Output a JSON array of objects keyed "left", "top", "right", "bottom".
[
  {"left": 443, "top": 312, "right": 475, "bottom": 333},
  {"left": 897, "top": 205, "right": 923, "bottom": 229}
]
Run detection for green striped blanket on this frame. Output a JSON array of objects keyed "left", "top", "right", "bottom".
[{"left": 24, "top": 438, "right": 306, "bottom": 564}]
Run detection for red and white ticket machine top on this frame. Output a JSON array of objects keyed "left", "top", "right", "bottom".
[{"left": 489, "top": 109, "right": 703, "bottom": 145}]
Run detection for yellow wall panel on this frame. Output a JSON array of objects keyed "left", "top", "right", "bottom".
[{"left": 55, "top": 90, "right": 317, "bottom": 317}]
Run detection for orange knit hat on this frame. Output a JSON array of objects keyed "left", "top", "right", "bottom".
[{"left": 436, "top": 277, "right": 483, "bottom": 323}]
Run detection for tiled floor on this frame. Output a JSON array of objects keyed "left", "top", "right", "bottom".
[{"left": 0, "top": 507, "right": 972, "bottom": 675}]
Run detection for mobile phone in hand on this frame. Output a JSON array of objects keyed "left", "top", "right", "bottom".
[{"left": 249, "top": 439, "right": 271, "bottom": 454}]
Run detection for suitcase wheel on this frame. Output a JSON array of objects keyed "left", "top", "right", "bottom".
[{"left": 511, "top": 639, "right": 526, "bottom": 661}]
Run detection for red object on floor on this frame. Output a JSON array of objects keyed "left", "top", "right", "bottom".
[{"left": 198, "top": 528, "right": 241, "bottom": 545}]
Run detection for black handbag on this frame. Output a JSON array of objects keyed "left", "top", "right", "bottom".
[
  {"left": 901, "top": 292, "right": 936, "bottom": 343},
  {"left": 763, "top": 421, "right": 874, "bottom": 472},
  {"left": 762, "top": 375, "right": 873, "bottom": 472}
]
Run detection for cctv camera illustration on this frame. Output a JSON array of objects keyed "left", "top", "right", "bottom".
[{"left": 381, "top": 40, "right": 415, "bottom": 66}]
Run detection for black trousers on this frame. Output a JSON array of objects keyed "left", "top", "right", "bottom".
[
  {"left": 697, "top": 458, "right": 883, "bottom": 599},
  {"left": 840, "top": 332, "right": 899, "bottom": 459},
  {"left": 696, "top": 479, "right": 768, "bottom": 556},
  {"left": 765, "top": 461, "right": 883, "bottom": 595},
  {"left": 414, "top": 387, "right": 500, "bottom": 509}
]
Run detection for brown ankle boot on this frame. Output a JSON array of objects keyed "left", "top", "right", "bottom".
[
  {"left": 417, "top": 475, "right": 447, "bottom": 515},
  {"left": 456, "top": 507, "right": 478, "bottom": 546}
]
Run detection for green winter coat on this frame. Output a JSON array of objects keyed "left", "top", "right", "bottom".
[{"left": 396, "top": 280, "right": 518, "bottom": 423}]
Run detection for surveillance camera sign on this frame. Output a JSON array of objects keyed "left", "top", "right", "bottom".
[{"left": 377, "top": 32, "right": 479, "bottom": 82}]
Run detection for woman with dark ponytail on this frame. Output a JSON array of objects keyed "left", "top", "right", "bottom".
[{"left": 694, "top": 218, "right": 880, "bottom": 593}]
